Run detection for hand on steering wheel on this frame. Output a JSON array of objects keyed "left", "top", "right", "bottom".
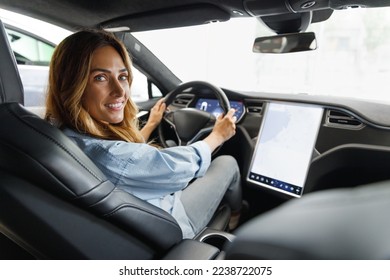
[
  {"left": 203, "top": 108, "right": 237, "bottom": 152},
  {"left": 158, "top": 81, "right": 232, "bottom": 150}
]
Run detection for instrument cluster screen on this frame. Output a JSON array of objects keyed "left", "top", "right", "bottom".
[{"left": 195, "top": 98, "right": 244, "bottom": 121}]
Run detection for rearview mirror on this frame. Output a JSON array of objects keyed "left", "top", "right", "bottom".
[{"left": 253, "top": 32, "right": 317, "bottom": 54}]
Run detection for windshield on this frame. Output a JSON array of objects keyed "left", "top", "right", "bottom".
[{"left": 134, "top": 7, "right": 390, "bottom": 104}]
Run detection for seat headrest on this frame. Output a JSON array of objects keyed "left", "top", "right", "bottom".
[{"left": 0, "top": 20, "right": 24, "bottom": 104}]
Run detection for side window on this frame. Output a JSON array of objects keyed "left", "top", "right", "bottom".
[
  {"left": 131, "top": 67, "right": 162, "bottom": 102},
  {"left": 5, "top": 26, "right": 55, "bottom": 108},
  {"left": 5, "top": 27, "right": 54, "bottom": 66},
  {"left": 151, "top": 83, "right": 163, "bottom": 98}
]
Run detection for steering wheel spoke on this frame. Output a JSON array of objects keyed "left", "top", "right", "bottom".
[{"left": 163, "top": 111, "right": 175, "bottom": 124}]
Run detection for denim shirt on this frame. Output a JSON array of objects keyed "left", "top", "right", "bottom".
[{"left": 63, "top": 128, "right": 211, "bottom": 238}]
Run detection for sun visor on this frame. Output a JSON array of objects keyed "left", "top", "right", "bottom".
[{"left": 101, "top": 4, "right": 231, "bottom": 32}]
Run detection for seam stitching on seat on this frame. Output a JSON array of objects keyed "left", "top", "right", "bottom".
[
  {"left": 0, "top": 139, "right": 77, "bottom": 196},
  {"left": 104, "top": 203, "right": 181, "bottom": 230},
  {"left": 6, "top": 105, "right": 102, "bottom": 181},
  {"left": 75, "top": 181, "right": 113, "bottom": 204}
]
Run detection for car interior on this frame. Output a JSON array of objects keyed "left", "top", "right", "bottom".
[{"left": 1, "top": 0, "right": 390, "bottom": 260}]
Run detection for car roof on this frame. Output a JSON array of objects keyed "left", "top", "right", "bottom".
[{"left": 0, "top": 0, "right": 389, "bottom": 33}]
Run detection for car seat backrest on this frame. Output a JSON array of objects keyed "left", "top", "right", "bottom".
[
  {"left": 0, "top": 102, "right": 183, "bottom": 258},
  {"left": 0, "top": 20, "right": 24, "bottom": 104}
]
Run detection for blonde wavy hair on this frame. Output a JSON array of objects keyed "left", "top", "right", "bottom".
[{"left": 45, "top": 29, "right": 144, "bottom": 143}]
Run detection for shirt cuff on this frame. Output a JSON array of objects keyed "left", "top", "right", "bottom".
[{"left": 190, "top": 141, "right": 211, "bottom": 177}]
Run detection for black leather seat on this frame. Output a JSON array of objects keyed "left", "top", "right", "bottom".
[
  {"left": 0, "top": 102, "right": 184, "bottom": 259},
  {"left": 225, "top": 180, "right": 390, "bottom": 259}
]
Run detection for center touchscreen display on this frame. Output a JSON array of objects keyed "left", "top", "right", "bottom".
[{"left": 247, "top": 102, "right": 323, "bottom": 197}]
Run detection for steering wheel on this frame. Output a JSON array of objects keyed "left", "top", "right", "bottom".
[{"left": 158, "top": 81, "right": 231, "bottom": 148}]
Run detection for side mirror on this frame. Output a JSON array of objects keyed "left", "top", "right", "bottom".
[{"left": 253, "top": 32, "right": 317, "bottom": 54}]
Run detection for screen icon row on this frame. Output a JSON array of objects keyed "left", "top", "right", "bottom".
[{"left": 249, "top": 173, "right": 302, "bottom": 195}]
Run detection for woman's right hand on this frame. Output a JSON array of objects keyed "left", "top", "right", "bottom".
[
  {"left": 204, "top": 108, "right": 237, "bottom": 152},
  {"left": 140, "top": 98, "right": 166, "bottom": 141}
]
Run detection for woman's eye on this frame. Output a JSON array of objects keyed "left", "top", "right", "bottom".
[
  {"left": 119, "top": 75, "right": 128, "bottom": 81},
  {"left": 94, "top": 75, "right": 106, "bottom": 81}
]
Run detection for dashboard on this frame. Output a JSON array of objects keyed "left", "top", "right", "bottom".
[{"left": 166, "top": 90, "right": 390, "bottom": 200}]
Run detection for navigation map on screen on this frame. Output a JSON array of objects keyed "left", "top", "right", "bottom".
[{"left": 247, "top": 102, "right": 323, "bottom": 197}]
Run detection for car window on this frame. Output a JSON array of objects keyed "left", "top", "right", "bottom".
[
  {"left": 3, "top": 25, "right": 54, "bottom": 108},
  {"left": 131, "top": 67, "right": 163, "bottom": 102},
  {"left": 5, "top": 26, "right": 54, "bottom": 66}
]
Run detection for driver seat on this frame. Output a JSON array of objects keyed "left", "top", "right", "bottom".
[
  {"left": 0, "top": 19, "right": 228, "bottom": 259},
  {"left": 0, "top": 102, "right": 183, "bottom": 259}
]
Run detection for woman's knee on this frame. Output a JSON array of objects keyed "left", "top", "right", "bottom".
[{"left": 212, "top": 155, "right": 240, "bottom": 178}]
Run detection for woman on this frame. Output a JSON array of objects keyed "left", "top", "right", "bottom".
[{"left": 45, "top": 29, "right": 242, "bottom": 239}]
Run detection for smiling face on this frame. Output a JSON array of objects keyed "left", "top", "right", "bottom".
[{"left": 82, "top": 45, "right": 130, "bottom": 124}]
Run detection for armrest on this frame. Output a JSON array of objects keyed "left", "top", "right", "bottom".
[{"left": 163, "top": 239, "right": 220, "bottom": 260}]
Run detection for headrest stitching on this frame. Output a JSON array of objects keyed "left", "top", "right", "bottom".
[{"left": 5, "top": 104, "right": 103, "bottom": 182}]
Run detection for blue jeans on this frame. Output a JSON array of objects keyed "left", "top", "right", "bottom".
[{"left": 180, "top": 155, "right": 242, "bottom": 235}]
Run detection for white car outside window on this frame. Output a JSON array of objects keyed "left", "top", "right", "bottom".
[{"left": 1, "top": 8, "right": 71, "bottom": 108}]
